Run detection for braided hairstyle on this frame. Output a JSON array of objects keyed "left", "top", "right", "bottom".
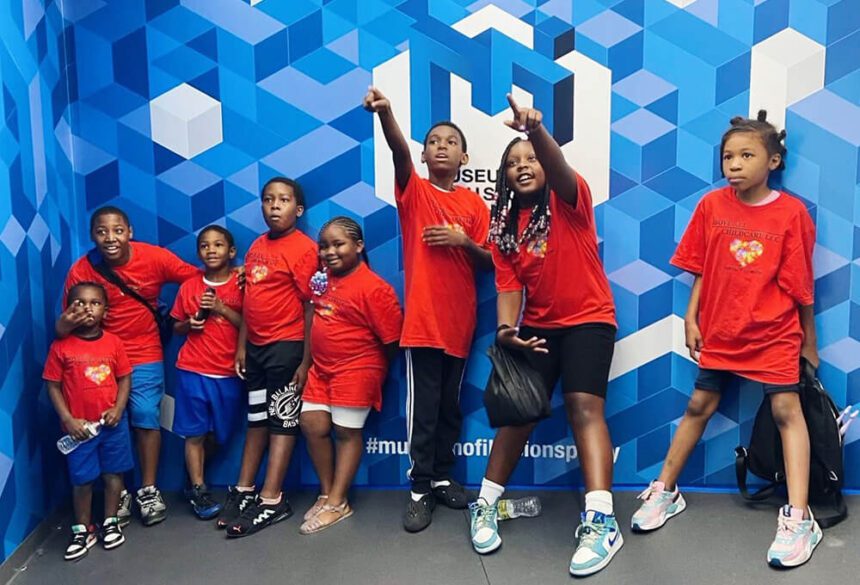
[
  {"left": 488, "top": 137, "right": 551, "bottom": 255},
  {"left": 720, "top": 109, "right": 787, "bottom": 174},
  {"left": 319, "top": 216, "right": 370, "bottom": 266}
]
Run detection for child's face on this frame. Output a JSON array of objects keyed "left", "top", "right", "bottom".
[
  {"left": 422, "top": 125, "right": 468, "bottom": 175},
  {"left": 319, "top": 224, "right": 363, "bottom": 276},
  {"left": 504, "top": 140, "right": 546, "bottom": 198},
  {"left": 68, "top": 286, "right": 107, "bottom": 329},
  {"left": 722, "top": 132, "right": 781, "bottom": 193},
  {"left": 197, "top": 229, "right": 236, "bottom": 271},
  {"left": 262, "top": 182, "right": 303, "bottom": 234},
  {"left": 91, "top": 213, "right": 132, "bottom": 264}
]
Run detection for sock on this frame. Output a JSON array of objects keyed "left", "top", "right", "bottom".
[
  {"left": 260, "top": 493, "right": 282, "bottom": 505},
  {"left": 585, "top": 490, "right": 614, "bottom": 515},
  {"left": 431, "top": 480, "right": 451, "bottom": 489},
  {"left": 785, "top": 505, "right": 806, "bottom": 521},
  {"left": 411, "top": 491, "right": 427, "bottom": 502},
  {"left": 479, "top": 478, "right": 505, "bottom": 506},
  {"left": 236, "top": 485, "right": 255, "bottom": 493}
]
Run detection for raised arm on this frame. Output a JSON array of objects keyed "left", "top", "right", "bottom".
[
  {"left": 505, "top": 94, "right": 578, "bottom": 206},
  {"left": 364, "top": 86, "right": 413, "bottom": 192}
]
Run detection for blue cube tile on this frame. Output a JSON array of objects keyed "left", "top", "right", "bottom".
[
  {"left": 611, "top": 109, "right": 677, "bottom": 182},
  {"left": 612, "top": 69, "right": 678, "bottom": 124},
  {"left": 609, "top": 259, "right": 673, "bottom": 336},
  {"left": 813, "top": 244, "right": 851, "bottom": 312},
  {"left": 534, "top": 15, "right": 575, "bottom": 59},
  {"left": 789, "top": 0, "right": 860, "bottom": 46},
  {"left": 328, "top": 182, "right": 397, "bottom": 250},
  {"left": 575, "top": 10, "right": 643, "bottom": 81}
]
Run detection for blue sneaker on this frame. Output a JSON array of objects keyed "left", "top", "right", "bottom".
[
  {"left": 569, "top": 511, "right": 624, "bottom": 577},
  {"left": 469, "top": 498, "right": 501, "bottom": 554},
  {"left": 187, "top": 484, "right": 222, "bottom": 520}
]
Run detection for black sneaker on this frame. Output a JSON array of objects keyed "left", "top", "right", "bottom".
[
  {"left": 403, "top": 493, "right": 436, "bottom": 533},
  {"left": 187, "top": 484, "right": 222, "bottom": 520},
  {"left": 101, "top": 517, "right": 125, "bottom": 550},
  {"left": 432, "top": 480, "right": 471, "bottom": 509},
  {"left": 64, "top": 524, "right": 97, "bottom": 561},
  {"left": 216, "top": 486, "right": 256, "bottom": 529},
  {"left": 226, "top": 495, "right": 293, "bottom": 538}
]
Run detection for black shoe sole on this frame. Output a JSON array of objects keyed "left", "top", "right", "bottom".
[{"left": 225, "top": 508, "right": 293, "bottom": 538}]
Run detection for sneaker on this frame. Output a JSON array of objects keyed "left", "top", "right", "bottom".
[
  {"left": 101, "top": 517, "right": 125, "bottom": 550},
  {"left": 432, "top": 480, "right": 470, "bottom": 509},
  {"left": 569, "top": 511, "right": 624, "bottom": 577},
  {"left": 226, "top": 494, "right": 293, "bottom": 538},
  {"left": 403, "top": 493, "right": 435, "bottom": 533},
  {"left": 217, "top": 486, "right": 256, "bottom": 530},
  {"left": 631, "top": 481, "right": 687, "bottom": 532},
  {"left": 187, "top": 484, "right": 222, "bottom": 520},
  {"left": 117, "top": 489, "right": 132, "bottom": 527},
  {"left": 64, "top": 524, "right": 97, "bottom": 561},
  {"left": 469, "top": 498, "right": 501, "bottom": 554},
  {"left": 136, "top": 485, "right": 167, "bottom": 526},
  {"left": 767, "top": 505, "right": 822, "bottom": 568}
]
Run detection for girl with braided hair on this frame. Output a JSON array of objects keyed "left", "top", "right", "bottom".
[
  {"left": 471, "top": 95, "right": 620, "bottom": 577},
  {"left": 632, "top": 111, "right": 822, "bottom": 568},
  {"left": 299, "top": 216, "right": 403, "bottom": 534}
]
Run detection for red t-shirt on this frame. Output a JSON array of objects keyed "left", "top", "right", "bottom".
[
  {"left": 64, "top": 242, "right": 198, "bottom": 366},
  {"left": 671, "top": 187, "right": 815, "bottom": 384},
  {"left": 43, "top": 331, "right": 132, "bottom": 423},
  {"left": 310, "top": 263, "right": 403, "bottom": 377},
  {"left": 395, "top": 171, "right": 490, "bottom": 358},
  {"left": 171, "top": 275, "right": 243, "bottom": 377},
  {"left": 243, "top": 230, "right": 318, "bottom": 345},
  {"left": 493, "top": 175, "right": 616, "bottom": 329}
]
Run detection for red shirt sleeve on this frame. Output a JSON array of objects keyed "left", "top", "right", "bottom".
[
  {"left": 114, "top": 338, "right": 133, "bottom": 378},
  {"left": 671, "top": 200, "right": 708, "bottom": 275},
  {"left": 291, "top": 245, "right": 320, "bottom": 302},
  {"left": 367, "top": 284, "right": 403, "bottom": 344},
  {"left": 169, "top": 281, "right": 191, "bottom": 320},
  {"left": 470, "top": 198, "right": 491, "bottom": 249},
  {"left": 43, "top": 342, "right": 63, "bottom": 382},
  {"left": 156, "top": 247, "right": 198, "bottom": 284},
  {"left": 394, "top": 168, "right": 419, "bottom": 206},
  {"left": 777, "top": 207, "right": 816, "bottom": 306},
  {"left": 492, "top": 246, "right": 524, "bottom": 293}
]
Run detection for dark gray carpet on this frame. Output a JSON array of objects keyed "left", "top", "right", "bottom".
[{"left": 6, "top": 490, "right": 857, "bottom": 585}]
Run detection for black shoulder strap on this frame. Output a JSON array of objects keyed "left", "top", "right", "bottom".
[
  {"left": 734, "top": 447, "right": 780, "bottom": 501},
  {"left": 87, "top": 251, "right": 160, "bottom": 320}
]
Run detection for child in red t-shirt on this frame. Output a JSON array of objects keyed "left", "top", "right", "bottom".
[
  {"left": 631, "top": 111, "right": 821, "bottom": 569},
  {"left": 170, "top": 225, "right": 244, "bottom": 520},
  {"left": 364, "top": 87, "right": 492, "bottom": 532},
  {"left": 298, "top": 216, "right": 403, "bottom": 534},
  {"left": 57, "top": 206, "right": 198, "bottom": 527},
  {"left": 220, "top": 177, "right": 318, "bottom": 538},
  {"left": 472, "top": 96, "right": 620, "bottom": 577},
  {"left": 44, "top": 282, "right": 133, "bottom": 561}
]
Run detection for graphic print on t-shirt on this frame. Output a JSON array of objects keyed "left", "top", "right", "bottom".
[
  {"left": 730, "top": 239, "right": 764, "bottom": 267},
  {"left": 713, "top": 217, "right": 782, "bottom": 274},
  {"left": 84, "top": 364, "right": 111, "bottom": 385},
  {"left": 250, "top": 264, "right": 268, "bottom": 283}
]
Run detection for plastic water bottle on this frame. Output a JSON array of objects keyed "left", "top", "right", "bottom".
[
  {"left": 497, "top": 496, "right": 542, "bottom": 520},
  {"left": 57, "top": 421, "right": 102, "bottom": 455}
]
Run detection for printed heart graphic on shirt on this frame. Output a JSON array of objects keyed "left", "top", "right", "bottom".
[
  {"left": 729, "top": 239, "right": 764, "bottom": 267},
  {"left": 85, "top": 364, "right": 111, "bottom": 385},
  {"left": 250, "top": 265, "right": 268, "bottom": 283}
]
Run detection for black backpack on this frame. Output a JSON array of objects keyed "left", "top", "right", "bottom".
[
  {"left": 735, "top": 359, "right": 847, "bottom": 528},
  {"left": 483, "top": 343, "right": 551, "bottom": 428}
]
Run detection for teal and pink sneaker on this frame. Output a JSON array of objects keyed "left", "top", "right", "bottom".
[
  {"left": 631, "top": 480, "right": 686, "bottom": 532},
  {"left": 569, "top": 511, "right": 623, "bottom": 577},
  {"left": 767, "top": 505, "right": 822, "bottom": 568}
]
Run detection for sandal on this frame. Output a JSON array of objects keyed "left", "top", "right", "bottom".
[
  {"left": 299, "top": 502, "right": 354, "bottom": 535},
  {"left": 303, "top": 495, "right": 329, "bottom": 521}
]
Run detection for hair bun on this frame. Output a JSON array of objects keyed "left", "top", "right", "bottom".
[
  {"left": 756, "top": 109, "right": 768, "bottom": 122},
  {"left": 729, "top": 116, "right": 745, "bottom": 126}
]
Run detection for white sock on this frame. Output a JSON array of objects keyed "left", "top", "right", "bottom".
[
  {"left": 236, "top": 485, "right": 255, "bottom": 493},
  {"left": 430, "top": 479, "right": 451, "bottom": 489},
  {"left": 479, "top": 478, "right": 505, "bottom": 506},
  {"left": 411, "top": 491, "right": 426, "bottom": 502},
  {"left": 585, "top": 490, "right": 614, "bottom": 515}
]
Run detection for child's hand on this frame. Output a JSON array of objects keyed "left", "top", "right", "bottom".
[
  {"left": 291, "top": 362, "right": 309, "bottom": 391},
  {"left": 64, "top": 417, "right": 91, "bottom": 441},
  {"left": 102, "top": 406, "right": 123, "bottom": 427},
  {"left": 496, "top": 326, "right": 549, "bottom": 354},
  {"left": 504, "top": 94, "right": 542, "bottom": 134},
  {"left": 234, "top": 266, "right": 246, "bottom": 289},
  {"left": 59, "top": 302, "right": 89, "bottom": 331},
  {"left": 685, "top": 320, "right": 703, "bottom": 362},
  {"left": 235, "top": 346, "right": 247, "bottom": 380},
  {"left": 800, "top": 342, "right": 820, "bottom": 369},
  {"left": 422, "top": 225, "right": 469, "bottom": 248},
  {"left": 189, "top": 316, "right": 206, "bottom": 331},
  {"left": 363, "top": 86, "right": 390, "bottom": 114}
]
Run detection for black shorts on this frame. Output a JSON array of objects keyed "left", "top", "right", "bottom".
[
  {"left": 518, "top": 322, "right": 616, "bottom": 399},
  {"left": 245, "top": 340, "right": 305, "bottom": 435},
  {"left": 695, "top": 368, "right": 799, "bottom": 395}
]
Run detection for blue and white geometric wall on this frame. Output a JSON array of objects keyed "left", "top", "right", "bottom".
[{"left": 2, "top": 0, "right": 860, "bottom": 563}]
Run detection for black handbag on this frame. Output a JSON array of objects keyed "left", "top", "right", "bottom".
[{"left": 483, "top": 343, "right": 551, "bottom": 428}]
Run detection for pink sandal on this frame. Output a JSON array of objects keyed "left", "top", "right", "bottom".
[
  {"left": 299, "top": 502, "right": 354, "bottom": 535},
  {"left": 303, "top": 495, "right": 328, "bottom": 521}
]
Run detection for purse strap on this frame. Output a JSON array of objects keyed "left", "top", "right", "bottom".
[{"left": 86, "top": 249, "right": 161, "bottom": 321}]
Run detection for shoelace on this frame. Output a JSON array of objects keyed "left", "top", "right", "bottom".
[
  {"left": 238, "top": 494, "right": 254, "bottom": 512},
  {"left": 775, "top": 515, "right": 803, "bottom": 541},
  {"left": 575, "top": 520, "right": 605, "bottom": 549},
  {"left": 237, "top": 498, "right": 261, "bottom": 521},
  {"left": 138, "top": 491, "right": 159, "bottom": 512},
  {"left": 469, "top": 502, "right": 497, "bottom": 530}
]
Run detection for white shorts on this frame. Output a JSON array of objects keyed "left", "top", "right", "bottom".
[{"left": 301, "top": 401, "right": 371, "bottom": 429}]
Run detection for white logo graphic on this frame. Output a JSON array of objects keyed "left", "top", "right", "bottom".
[{"left": 268, "top": 383, "right": 301, "bottom": 428}]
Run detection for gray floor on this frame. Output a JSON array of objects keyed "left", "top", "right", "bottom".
[{"left": 6, "top": 490, "right": 858, "bottom": 585}]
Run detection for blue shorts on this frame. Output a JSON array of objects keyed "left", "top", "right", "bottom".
[
  {"left": 695, "top": 368, "right": 799, "bottom": 395},
  {"left": 173, "top": 370, "right": 244, "bottom": 445},
  {"left": 67, "top": 416, "right": 133, "bottom": 486},
  {"left": 129, "top": 362, "right": 165, "bottom": 430}
]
